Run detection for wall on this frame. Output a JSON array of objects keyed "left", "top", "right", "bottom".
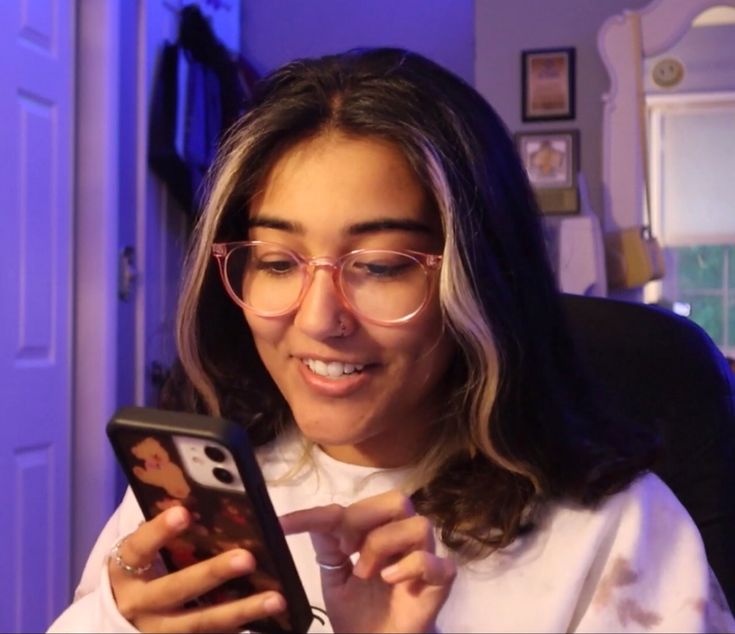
[
  {"left": 475, "top": 0, "right": 650, "bottom": 218},
  {"left": 239, "top": 1, "right": 657, "bottom": 227},
  {"left": 240, "top": 0, "right": 474, "bottom": 84},
  {"left": 645, "top": 23, "right": 735, "bottom": 93}
]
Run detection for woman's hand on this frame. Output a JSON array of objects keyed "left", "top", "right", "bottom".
[
  {"left": 108, "top": 506, "right": 287, "bottom": 633},
  {"left": 280, "top": 490, "right": 456, "bottom": 633}
]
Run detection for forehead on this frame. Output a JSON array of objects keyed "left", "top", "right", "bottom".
[{"left": 248, "top": 132, "right": 441, "bottom": 237}]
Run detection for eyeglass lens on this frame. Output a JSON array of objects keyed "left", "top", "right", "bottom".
[{"left": 223, "top": 244, "right": 431, "bottom": 322}]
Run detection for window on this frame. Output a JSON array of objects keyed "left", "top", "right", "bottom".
[
  {"left": 664, "top": 245, "right": 735, "bottom": 354},
  {"left": 648, "top": 94, "right": 735, "bottom": 356}
]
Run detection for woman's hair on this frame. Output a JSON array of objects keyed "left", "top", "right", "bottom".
[{"left": 162, "top": 47, "right": 658, "bottom": 559}]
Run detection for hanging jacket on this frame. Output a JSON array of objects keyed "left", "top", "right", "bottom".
[{"left": 148, "top": 4, "right": 257, "bottom": 218}]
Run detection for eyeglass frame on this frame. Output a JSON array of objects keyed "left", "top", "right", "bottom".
[{"left": 211, "top": 240, "right": 443, "bottom": 326}]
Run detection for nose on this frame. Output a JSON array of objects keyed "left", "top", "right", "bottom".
[{"left": 292, "top": 266, "right": 353, "bottom": 340}]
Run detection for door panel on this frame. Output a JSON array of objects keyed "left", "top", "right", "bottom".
[{"left": 0, "top": 1, "right": 74, "bottom": 631}]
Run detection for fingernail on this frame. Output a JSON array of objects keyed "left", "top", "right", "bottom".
[
  {"left": 166, "top": 507, "right": 188, "bottom": 529},
  {"left": 230, "top": 552, "right": 251, "bottom": 572},
  {"left": 263, "top": 593, "right": 286, "bottom": 613},
  {"left": 381, "top": 563, "right": 400, "bottom": 581}
]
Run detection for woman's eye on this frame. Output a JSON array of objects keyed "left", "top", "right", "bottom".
[
  {"left": 256, "top": 259, "right": 297, "bottom": 274},
  {"left": 353, "top": 260, "right": 413, "bottom": 278}
]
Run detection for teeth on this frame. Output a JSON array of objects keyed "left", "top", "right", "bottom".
[{"left": 304, "top": 359, "right": 365, "bottom": 378}]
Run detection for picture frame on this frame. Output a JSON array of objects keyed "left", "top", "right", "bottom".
[
  {"left": 521, "top": 47, "right": 576, "bottom": 122},
  {"left": 515, "top": 129, "right": 580, "bottom": 214}
]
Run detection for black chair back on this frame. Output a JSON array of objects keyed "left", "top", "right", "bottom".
[{"left": 561, "top": 293, "right": 735, "bottom": 611}]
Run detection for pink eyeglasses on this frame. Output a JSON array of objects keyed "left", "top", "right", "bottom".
[{"left": 212, "top": 241, "right": 442, "bottom": 325}]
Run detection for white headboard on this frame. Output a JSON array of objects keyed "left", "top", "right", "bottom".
[{"left": 597, "top": 0, "right": 735, "bottom": 233}]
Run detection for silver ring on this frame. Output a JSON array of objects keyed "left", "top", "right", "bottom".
[
  {"left": 316, "top": 558, "right": 350, "bottom": 571},
  {"left": 111, "top": 537, "right": 152, "bottom": 576}
]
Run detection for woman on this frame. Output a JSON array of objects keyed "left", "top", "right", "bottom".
[{"left": 50, "top": 48, "right": 734, "bottom": 633}]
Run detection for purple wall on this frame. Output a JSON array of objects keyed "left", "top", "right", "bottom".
[
  {"left": 240, "top": 0, "right": 475, "bottom": 84},
  {"left": 475, "top": 0, "right": 651, "bottom": 218},
  {"left": 239, "top": 0, "right": 652, "bottom": 221}
]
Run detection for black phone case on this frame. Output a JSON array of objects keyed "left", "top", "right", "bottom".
[{"left": 107, "top": 406, "right": 313, "bottom": 633}]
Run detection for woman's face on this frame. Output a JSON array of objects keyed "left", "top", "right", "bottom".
[{"left": 245, "top": 132, "right": 455, "bottom": 468}]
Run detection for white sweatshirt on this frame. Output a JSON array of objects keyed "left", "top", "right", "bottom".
[{"left": 49, "top": 429, "right": 734, "bottom": 633}]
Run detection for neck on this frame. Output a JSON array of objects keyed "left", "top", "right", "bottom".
[{"left": 317, "top": 436, "right": 426, "bottom": 468}]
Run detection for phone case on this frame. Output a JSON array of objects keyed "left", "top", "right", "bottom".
[{"left": 107, "top": 406, "right": 313, "bottom": 634}]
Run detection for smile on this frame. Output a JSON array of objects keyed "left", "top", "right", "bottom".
[{"left": 302, "top": 358, "right": 366, "bottom": 378}]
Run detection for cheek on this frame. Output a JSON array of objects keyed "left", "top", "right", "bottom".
[
  {"left": 415, "top": 329, "right": 455, "bottom": 379},
  {"left": 414, "top": 295, "right": 446, "bottom": 344},
  {"left": 415, "top": 302, "right": 454, "bottom": 372},
  {"left": 386, "top": 304, "right": 452, "bottom": 369},
  {"left": 243, "top": 312, "right": 287, "bottom": 351}
]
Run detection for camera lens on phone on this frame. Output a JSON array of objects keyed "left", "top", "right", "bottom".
[
  {"left": 213, "top": 467, "right": 234, "bottom": 484},
  {"left": 204, "top": 445, "right": 226, "bottom": 463}
]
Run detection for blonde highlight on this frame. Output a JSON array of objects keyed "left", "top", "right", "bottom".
[{"left": 159, "top": 48, "right": 657, "bottom": 562}]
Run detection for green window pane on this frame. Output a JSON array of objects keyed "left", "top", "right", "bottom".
[
  {"left": 729, "top": 296, "right": 735, "bottom": 347},
  {"left": 674, "top": 245, "right": 724, "bottom": 290},
  {"left": 681, "top": 294, "right": 724, "bottom": 346},
  {"left": 729, "top": 245, "right": 735, "bottom": 289}
]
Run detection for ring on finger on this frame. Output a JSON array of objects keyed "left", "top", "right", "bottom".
[
  {"left": 316, "top": 557, "right": 350, "bottom": 571},
  {"left": 110, "top": 536, "right": 153, "bottom": 576}
]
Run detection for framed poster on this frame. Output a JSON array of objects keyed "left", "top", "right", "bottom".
[
  {"left": 521, "top": 47, "right": 576, "bottom": 122},
  {"left": 515, "top": 129, "right": 579, "bottom": 214}
]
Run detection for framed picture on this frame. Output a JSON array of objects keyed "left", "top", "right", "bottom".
[
  {"left": 521, "top": 47, "right": 575, "bottom": 122},
  {"left": 515, "top": 129, "right": 579, "bottom": 214}
]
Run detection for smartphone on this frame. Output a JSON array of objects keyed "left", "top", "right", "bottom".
[{"left": 107, "top": 406, "right": 313, "bottom": 633}]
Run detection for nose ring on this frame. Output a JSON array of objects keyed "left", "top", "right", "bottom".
[{"left": 338, "top": 318, "right": 347, "bottom": 337}]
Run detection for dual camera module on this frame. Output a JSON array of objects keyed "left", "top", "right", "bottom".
[
  {"left": 204, "top": 445, "right": 234, "bottom": 484},
  {"left": 172, "top": 435, "right": 245, "bottom": 493}
]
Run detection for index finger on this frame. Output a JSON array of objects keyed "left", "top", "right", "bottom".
[
  {"left": 110, "top": 506, "right": 190, "bottom": 573},
  {"left": 279, "top": 503, "right": 343, "bottom": 536},
  {"left": 281, "top": 490, "right": 414, "bottom": 553}
]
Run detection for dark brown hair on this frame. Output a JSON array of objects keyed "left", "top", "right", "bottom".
[{"left": 163, "top": 48, "right": 658, "bottom": 558}]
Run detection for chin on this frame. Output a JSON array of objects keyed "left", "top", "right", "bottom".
[{"left": 291, "top": 407, "right": 378, "bottom": 446}]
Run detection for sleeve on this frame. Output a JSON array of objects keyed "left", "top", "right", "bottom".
[
  {"left": 47, "top": 488, "right": 145, "bottom": 633},
  {"left": 572, "top": 474, "right": 735, "bottom": 633}
]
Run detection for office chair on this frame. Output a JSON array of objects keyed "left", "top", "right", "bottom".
[{"left": 561, "top": 293, "right": 735, "bottom": 611}]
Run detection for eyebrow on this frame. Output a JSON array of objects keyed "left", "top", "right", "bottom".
[
  {"left": 247, "top": 216, "right": 303, "bottom": 233},
  {"left": 347, "top": 218, "right": 433, "bottom": 236},
  {"left": 247, "top": 215, "right": 434, "bottom": 236}
]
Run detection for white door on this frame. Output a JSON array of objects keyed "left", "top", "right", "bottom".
[{"left": 0, "top": 1, "right": 74, "bottom": 631}]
